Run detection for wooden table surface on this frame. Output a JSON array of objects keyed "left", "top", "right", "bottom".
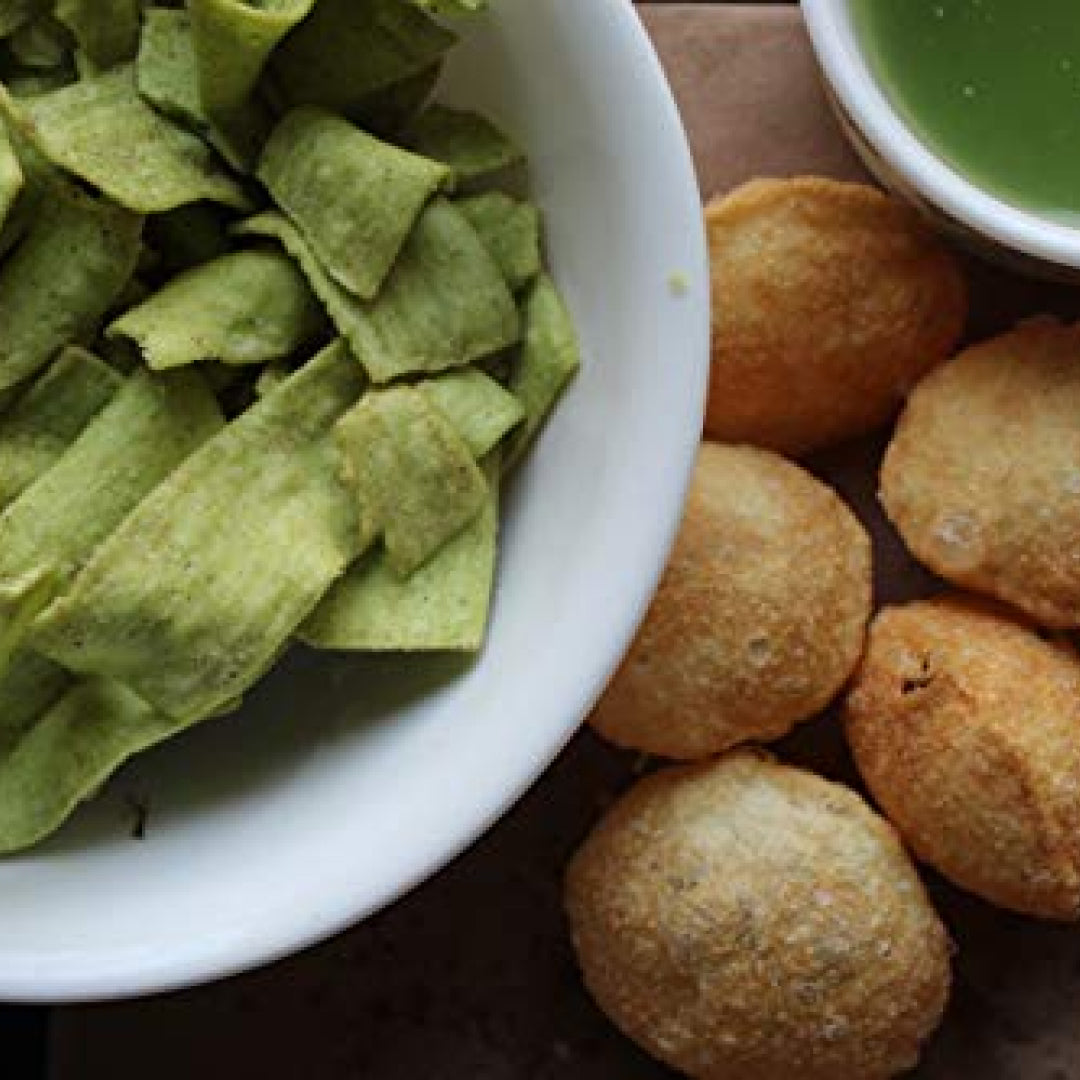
[{"left": 50, "top": 6, "right": 1080, "bottom": 1080}]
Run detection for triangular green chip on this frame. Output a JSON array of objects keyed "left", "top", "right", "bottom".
[
  {"left": 0, "top": 648, "right": 70, "bottom": 759},
  {"left": 301, "top": 452, "right": 499, "bottom": 652},
  {"left": 268, "top": 0, "right": 455, "bottom": 117},
  {"left": 0, "top": 678, "right": 186, "bottom": 854},
  {"left": 404, "top": 105, "right": 522, "bottom": 186},
  {"left": 109, "top": 249, "right": 327, "bottom": 370},
  {"left": 335, "top": 384, "right": 488, "bottom": 577},
  {"left": 23, "top": 65, "right": 250, "bottom": 212},
  {"left": 457, "top": 192, "right": 541, "bottom": 293},
  {"left": 54, "top": 0, "right": 138, "bottom": 72},
  {"left": 188, "top": 0, "right": 316, "bottom": 167},
  {"left": 417, "top": 367, "right": 524, "bottom": 459},
  {"left": 258, "top": 106, "right": 449, "bottom": 300},
  {"left": 0, "top": 180, "right": 142, "bottom": 392},
  {"left": 136, "top": 8, "right": 204, "bottom": 131},
  {"left": 236, "top": 201, "right": 520, "bottom": 383},
  {"left": 0, "top": 346, "right": 122, "bottom": 510},
  {"left": 504, "top": 274, "right": 581, "bottom": 470}
]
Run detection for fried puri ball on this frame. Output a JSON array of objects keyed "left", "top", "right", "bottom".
[
  {"left": 880, "top": 318, "right": 1080, "bottom": 629},
  {"left": 845, "top": 594, "right": 1080, "bottom": 920},
  {"left": 588, "top": 442, "right": 871, "bottom": 759},
  {"left": 705, "top": 177, "right": 966, "bottom": 456},
  {"left": 565, "top": 752, "right": 952, "bottom": 1080}
]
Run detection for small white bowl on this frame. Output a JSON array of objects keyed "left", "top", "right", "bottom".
[
  {"left": 803, "top": 0, "right": 1080, "bottom": 276},
  {"left": 0, "top": 0, "right": 707, "bottom": 1001}
]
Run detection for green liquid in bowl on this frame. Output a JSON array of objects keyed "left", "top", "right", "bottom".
[{"left": 851, "top": 0, "right": 1080, "bottom": 219}]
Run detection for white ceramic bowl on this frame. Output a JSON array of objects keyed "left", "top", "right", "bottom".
[
  {"left": 0, "top": 0, "right": 707, "bottom": 1002},
  {"left": 803, "top": 0, "right": 1080, "bottom": 275}
]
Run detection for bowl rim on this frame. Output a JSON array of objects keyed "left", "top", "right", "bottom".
[
  {"left": 801, "top": 0, "right": 1080, "bottom": 270},
  {"left": 0, "top": 0, "right": 708, "bottom": 1003}
]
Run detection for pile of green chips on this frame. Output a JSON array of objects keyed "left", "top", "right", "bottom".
[{"left": 0, "top": 0, "right": 580, "bottom": 852}]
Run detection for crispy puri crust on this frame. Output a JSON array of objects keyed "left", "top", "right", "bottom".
[
  {"left": 588, "top": 443, "right": 871, "bottom": 759},
  {"left": 845, "top": 594, "right": 1080, "bottom": 920},
  {"left": 705, "top": 177, "right": 966, "bottom": 456},
  {"left": 564, "top": 752, "right": 952, "bottom": 1080},
  {"left": 880, "top": 318, "right": 1080, "bottom": 628}
]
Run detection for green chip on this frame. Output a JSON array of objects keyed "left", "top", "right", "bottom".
[
  {"left": 0, "top": 0, "right": 42, "bottom": 39},
  {"left": 188, "top": 0, "right": 316, "bottom": 119},
  {"left": 0, "top": 123, "right": 24, "bottom": 234},
  {"left": 268, "top": 0, "right": 455, "bottom": 116},
  {"left": 8, "top": 14, "right": 72, "bottom": 71},
  {"left": 349, "top": 63, "right": 441, "bottom": 138},
  {"left": 301, "top": 451, "right": 499, "bottom": 652},
  {"left": 109, "top": 271, "right": 152, "bottom": 315},
  {"left": 0, "top": 346, "right": 122, "bottom": 510},
  {"left": 0, "top": 567, "right": 58, "bottom": 697},
  {"left": 95, "top": 336, "right": 139, "bottom": 376},
  {"left": 258, "top": 106, "right": 449, "bottom": 300},
  {"left": 136, "top": 8, "right": 204, "bottom": 131},
  {"left": 109, "top": 249, "right": 327, "bottom": 370},
  {"left": 404, "top": 105, "right": 522, "bottom": 186},
  {"left": 54, "top": 0, "right": 138, "bottom": 72},
  {"left": 504, "top": 274, "right": 581, "bottom": 471},
  {"left": 0, "top": 381, "right": 26, "bottom": 417},
  {"left": 237, "top": 200, "right": 520, "bottom": 383},
  {"left": 333, "top": 198, "right": 521, "bottom": 382},
  {"left": 457, "top": 192, "right": 542, "bottom": 293},
  {"left": 335, "top": 384, "right": 489, "bottom": 576},
  {"left": 0, "top": 368, "right": 224, "bottom": 650},
  {"left": 0, "top": 180, "right": 143, "bottom": 392},
  {"left": 411, "top": 0, "right": 487, "bottom": 12},
  {"left": 3, "top": 67, "right": 77, "bottom": 99},
  {"left": 254, "top": 361, "right": 291, "bottom": 399},
  {"left": 0, "top": 677, "right": 187, "bottom": 854},
  {"left": 0, "top": 107, "right": 54, "bottom": 256},
  {"left": 418, "top": 367, "right": 524, "bottom": 459},
  {"left": 0, "top": 647, "right": 70, "bottom": 759},
  {"left": 23, "top": 65, "right": 251, "bottom": 212},
  {"left": 188, "top": 0, "right": 315, "bottom": 167},
  {"left": 33, "top": 342, "right": 366, "bottom": 721},
  {"left": 233, "top": 211, "right": 376, "bottom": 373}
]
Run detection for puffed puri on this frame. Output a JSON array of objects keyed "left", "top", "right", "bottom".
[
  {"left": 564, "top": 751, "right": 952, "bottom": 1080},
  {"left": 705, "top": 177, "right": 967, "bottom": 456},
  {"left": 588, "top": 442, "right": 872, "bottom": 759},
  {"left": 845, "top": 593, "right": 1080, "bottom": 921},
  {"left": 879, "top": 317, "right": 1080, "bottom": 629}
]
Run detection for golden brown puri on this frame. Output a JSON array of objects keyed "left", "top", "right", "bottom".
[
  {"left": 588, "top": 442, "right": 872, "bottom": 759},
  {"left": 705, "top": 177, "right": 966, "bottom": 456},
  {"left": 845, "top": 594, "right": 1080, "bottom": 921},
  {"left": 880, "top": 318, "right": 1080, "bottom": 629},
  {"left": 565, "top": 752, "right": 952, "bottom": 1080}
]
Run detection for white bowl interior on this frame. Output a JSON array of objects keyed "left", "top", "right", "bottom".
[
  {"left": 0, "top": 0, "right": 708, "bottom": 1001},
  {"left": 802, "top": 0, "right": 1080, "bottom": 269}
]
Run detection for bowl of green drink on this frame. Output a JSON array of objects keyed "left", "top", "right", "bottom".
[{"left": 803, "top": 0, "right": 1080, "bottom": 275}]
